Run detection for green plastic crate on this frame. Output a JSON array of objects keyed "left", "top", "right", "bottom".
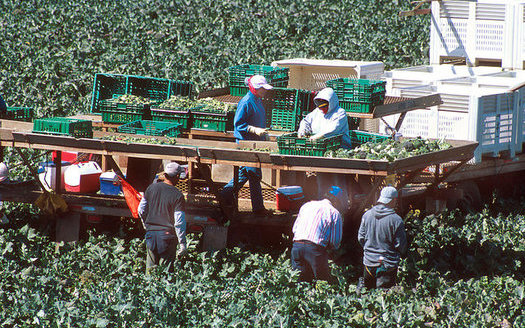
[
  {"left": 228, "top": 65, "right": 289, "bottom": 96},
  {"left": 150, "top": 107, "right": 193, "bottom": 130},
  {"left": 101, "top": 111, "right": 143, "bottom": 124},
  {"left": 117, "top": 120, "right": 182, "bottom": 137},
  {"left": 326, "top": 78, "right": 386, "bottom": 113},
  {"left": 99, "top": 98, "right": 149, "bottom": 124},
  {"left": 229, "top": 81, "right": 289, "bottom": 97},
  {"left": 5, "top": 107, "right": 33, "bottom": 122},
  {"left": 90, "top": 73, "right": 194, "bottom": 113},
  {"left": 266, "top": 88, "right": 305, "bottom": 132},
  {"left": 339, "top": 101, "right": 377, "bottom": 113},
  {"left": 33, "top": 117, "right": 93, "bottom": 138},
  {"left": 192, "top": 108, "right": 234, "bottom": 132},
  {"left": 277, "top": 133, "right": 342, "bottom": 157},
  {"left": 349, "top": 130, "right": 390, "bottom": 148}
]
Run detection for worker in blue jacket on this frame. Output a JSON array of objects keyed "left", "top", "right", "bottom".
[
  {"left": 0, "top": 94, "right": 7, "bottom": 118},
  {"left": 220, "top": 75, "right": 272, "bottom": 215}
]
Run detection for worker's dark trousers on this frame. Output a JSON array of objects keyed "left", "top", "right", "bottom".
[
  {"left": 145, "top": 230, "right": 178, "bottom": 272},
  {"left": 291, "top": 241, "right": 330, "bottom": 282},
  {"left": 221, "top": 166, "right": 264, "bottom": 211},
  {"left": 363, "top": 265, "right": 397, "bottom": 289}
]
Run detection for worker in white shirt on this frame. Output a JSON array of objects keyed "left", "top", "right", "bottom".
[
  {"left": 291, "top": 186, "right": 348, "bottom": 282},
  {"left": 297, "top": 88, "right": 352, "bottom": 198}
]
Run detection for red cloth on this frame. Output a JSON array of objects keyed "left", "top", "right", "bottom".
[
  {"left": 118, "top": 176, "right": 142, "bottom": 219},
  {"left": 247, "top": 76, "right": 260, "bottom": 98}
]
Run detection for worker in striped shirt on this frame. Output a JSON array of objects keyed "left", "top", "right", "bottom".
[{"left": 291, "top": 186, "right": 348, "bottom": 282}]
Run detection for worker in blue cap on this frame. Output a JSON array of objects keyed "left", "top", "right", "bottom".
[{"left": 291, "top": 186, "right": 348, "bottom": 282}]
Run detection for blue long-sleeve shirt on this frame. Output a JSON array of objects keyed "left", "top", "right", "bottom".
[
  {"left": 233, "top": 91, "right": 266, "bottom": 141},
  {"left": 0, "top": 95, "right": 7, "bottom": 116}
]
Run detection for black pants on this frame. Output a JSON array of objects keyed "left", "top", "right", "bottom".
[{"left": 363, "top": 265, "right": 397, "bottom": 289}]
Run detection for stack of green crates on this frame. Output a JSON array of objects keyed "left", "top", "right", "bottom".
[
  {"left": 91, "top": 73, "right": 194, "bottom": 124},
  {"left": 277, "top": 133, "right": 342, "bottom": 157},
  {"left": 117, "top": 120, "right": 182, "bottom": 137},
  {"left": 326, "top": 78, "right": 386, "bottom": 113},
  {"left": 192, "top": 107, "right": 235, "bottom": 132},
  {"left": 5, "top": 107, "right": 33, "bottom": 122},
  {"left": 228, "top": 65, "right": 289, "bottom": 96},
  {"left": 267, "top": 88, "right": 313, "bottom": 132},
  {"left": 33, "top": 117, "right": 93, "bottom": 138},
  {"left": 349, "top": 130, "right": 390, "bottom": 148}
]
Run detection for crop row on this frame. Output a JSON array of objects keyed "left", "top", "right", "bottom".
[{"left": 1, "top": 199, "right": 523, "bottom": 327}]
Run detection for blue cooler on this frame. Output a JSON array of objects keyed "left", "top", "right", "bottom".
[{"left": 99, "top": 171, "right": 123, "bottom": 195}]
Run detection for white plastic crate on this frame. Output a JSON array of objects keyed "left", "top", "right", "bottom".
[
  {"left": 380, "top": 84, "right": 523, "bottom": 162},
  {"left": 430, "top": 0, "right": 517, "bottom": 68},
  {"left": 518, "top": 86, "right": 525, "bottom": 147},
  {"left": 384, "top": 65, "right": 502, "bottom": 96},
  {"left": 514, "top": 3, "right": 525, "bottom": 69},
  {"left": 270, "top": 58, "right": 384, "bottom": 90}
]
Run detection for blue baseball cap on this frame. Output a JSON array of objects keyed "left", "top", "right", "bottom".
[{"left": 327, "top": 186, "right": 348, "bottom": 208}]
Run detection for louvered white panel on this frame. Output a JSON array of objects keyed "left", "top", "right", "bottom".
[
  {"left": 440, "top": 1, "right": 470, "bottom": 19},
  {"left": 476, "top": 3, "right": 506, "bottom": 21}
]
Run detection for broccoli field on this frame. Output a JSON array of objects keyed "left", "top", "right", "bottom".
[
  {"left": 0, "top": 194, "right": 524, "bottom": 327},
  {"left": 0, "top": 0, "right": 429, "bottom": 118},
  {"left": 1, "top": 0, "right": 524, "bottom": 327}
]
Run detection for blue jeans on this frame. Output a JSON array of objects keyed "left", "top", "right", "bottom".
[
  {"left": 291, "top": 241, "right": 330, "bottom": 282},
  {"left": 220, "top": 166, "right": 264, "bottom": 212}
]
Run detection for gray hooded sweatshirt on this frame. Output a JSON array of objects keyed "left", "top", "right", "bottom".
[{"left": 358, "top": 204, "right": 407, "bottom": 268}]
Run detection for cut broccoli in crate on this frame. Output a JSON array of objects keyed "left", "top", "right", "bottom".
[{"left": 325, "top": 133, "right": 452, "bottom": 161}]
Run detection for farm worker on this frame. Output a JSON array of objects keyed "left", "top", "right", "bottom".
[
  {"left": 0, "top": 163, "right": 9, "bottom": 224},
  {"left": 220, "top": 75, "right": 272, "bottom": 215},
  {"left": 291, "top": 186, "right": 348, "bottom": 282},
  {"left": 297, "top": 88, "right": 351, "bottom": 198},
  {"left": 358, "top": 186, "right": 407, "bottom": 289},
  {"left": 0, "top": 94, "right": 6, "bottom": 118},
  {"left": 138, "top": 162, "right": 187, "bottom": 271},
  {"left": 297, "top": 87, "right": 351, "bottom": 148}
]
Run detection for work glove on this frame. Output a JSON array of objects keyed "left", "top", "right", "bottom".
[
  {"left": 309, "top": 133, "right": 324, "bottom": 141},
  {"left": 247, "top": 125, "right": 268, "bottom": 138},
  {"left": 177, "top": 244, "right": 188, "bottom": 258}
]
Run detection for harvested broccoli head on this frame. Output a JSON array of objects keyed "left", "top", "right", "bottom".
[{"left": 403, "top": 141, "right": 415, "bottom": 151}]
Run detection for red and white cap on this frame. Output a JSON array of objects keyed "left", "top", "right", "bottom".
[{"left": 246, "top": 75, "right": 273, "bottom": 90}]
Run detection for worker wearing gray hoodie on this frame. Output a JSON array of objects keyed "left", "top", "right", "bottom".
[{"left": 358, "top": 186, "right": 407, "bottom": 289}]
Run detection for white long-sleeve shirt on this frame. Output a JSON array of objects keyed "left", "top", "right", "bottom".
[{"left": 293, "top": 199, "right": 343, "bottom": 249}]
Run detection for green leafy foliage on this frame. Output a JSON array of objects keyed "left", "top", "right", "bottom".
[
  {"left": 0, "top": 0, "right": 429, "bottom": 118},
  {"left": 1, "top": 199, "right": 524, "bottom": 326}
]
